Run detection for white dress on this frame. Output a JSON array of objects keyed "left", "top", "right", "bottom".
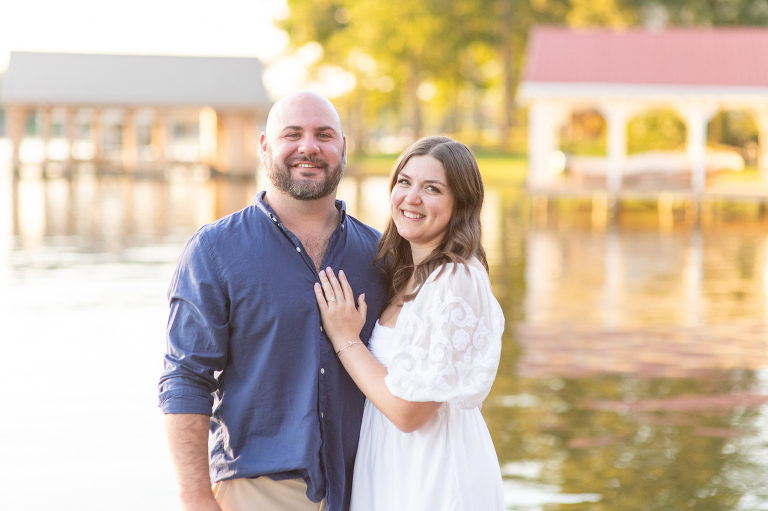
[{"left": 350, "top": 263, "right": 505, "bottom": 511}]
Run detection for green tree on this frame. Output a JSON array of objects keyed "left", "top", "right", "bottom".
[{"left": 277, "top": 0, "right": 768, "bottom": 155}]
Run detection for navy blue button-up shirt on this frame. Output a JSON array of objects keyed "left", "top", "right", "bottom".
[{"left": 158, "top": 191, "right": 387, "bottom": 511}]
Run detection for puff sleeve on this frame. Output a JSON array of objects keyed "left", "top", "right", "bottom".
[{"left": 384, "top": 263, "right": 504, "bottom": 409}]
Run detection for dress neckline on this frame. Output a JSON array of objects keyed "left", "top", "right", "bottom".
[{"left": 375, "top": 319, "right": 395, "bottom": 330}]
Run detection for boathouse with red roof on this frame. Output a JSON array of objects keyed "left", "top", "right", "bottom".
[{"left": 518, "top": 26, "right": 768, "bottom": 193}]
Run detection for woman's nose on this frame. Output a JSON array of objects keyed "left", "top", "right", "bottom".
[{"left": 404, "top": 187, "right": 421, "bottom": 203}]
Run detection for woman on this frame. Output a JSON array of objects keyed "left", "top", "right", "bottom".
[{"left": 314, "top": 136, "right": 505, "bottom": 510}]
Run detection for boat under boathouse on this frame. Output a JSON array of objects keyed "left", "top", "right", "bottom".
[
  {"left": 0, "top": 51, "right": 271, "bottom": 175},
  {"left": 518, "top": 27, "right": 768, "bottom": 201}
]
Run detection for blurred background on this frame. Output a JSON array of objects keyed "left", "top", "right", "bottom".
[{"left": 1, "top": 1, "right": 768, "bottom": 510}]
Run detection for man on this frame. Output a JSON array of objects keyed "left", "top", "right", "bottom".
[{"left": 159, "top": 91, "right": 387, "bottom": 511}]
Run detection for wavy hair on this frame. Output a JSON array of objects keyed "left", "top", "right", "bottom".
[{"left": 373, "top": 136, "right": 488, "bottom": 303}]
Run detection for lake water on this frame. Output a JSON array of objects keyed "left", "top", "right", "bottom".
[{"left": 1, "top": 161, "right": 767, "bottom": 511}]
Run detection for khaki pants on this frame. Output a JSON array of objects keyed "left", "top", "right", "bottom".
[{"left": 213, "top": 477, "right": 327, "bottom": 511}]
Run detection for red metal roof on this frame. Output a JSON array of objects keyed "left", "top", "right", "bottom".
[{"left": 523, "top": 26, "right": 768, "bottom": 87}]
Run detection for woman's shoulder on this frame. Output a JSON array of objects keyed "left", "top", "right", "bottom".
[
  {"left": 418, "top": 259, "right": 492, "bottom": 299},
  {"left": 425, "top": 258, "right": 488, "bottom": 284}
]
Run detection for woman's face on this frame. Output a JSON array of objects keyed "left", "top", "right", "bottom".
[{"left": 390, "top": 155, "right": 455, "bottom": 262}]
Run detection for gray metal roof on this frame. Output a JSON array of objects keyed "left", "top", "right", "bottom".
[{"left": 0, "top": 52, "right": 271, "bottom": 109}]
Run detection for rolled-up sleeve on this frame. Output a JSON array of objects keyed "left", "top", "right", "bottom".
[{"left": 158, "top": 231, "right": 230, "bottom": 415}]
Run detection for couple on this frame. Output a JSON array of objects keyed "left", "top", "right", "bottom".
[{"left": 159, "top": 91, "right": 505, "bottom": 511}]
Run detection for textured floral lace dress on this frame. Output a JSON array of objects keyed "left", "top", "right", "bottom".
[{"left": 350, "top": 263, "right": 505, "bottom": 511}]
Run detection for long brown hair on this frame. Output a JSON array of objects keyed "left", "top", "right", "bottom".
[{"left": 373, "top": 136, "right": 488, "bottom": 303}]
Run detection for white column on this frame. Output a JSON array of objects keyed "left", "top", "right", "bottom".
[
  {"left": 38, "top": 107, "right": 51, "bottom": 163},
  {"left": 677, "top": 103, "right": 717, "bottom": 194},
  {"left": 151, "top": 109, "right": 168, "bottom": 165},
  {"left": 215, "top": 111, "right": 230, "bottom": 172},
  {"left": 65, "top": 108, "right": 77, "bottom": 164},
  {"left": 122, "top": 109, "right": 138, "bottom": 170},
  {"left": 597, "top": 103, "right": 638, "bottom": 195},
  {"left": 215, "top": 111, "right": 248, "bottom": 174},
  {"left": 527, "top": 100, "right": 567, "bottom": 189},
  {"left": 6, "top": 106, "right": 26, "bottom": 167},
  {"left": 90, "top": 109, "right": 103, "bottom": 162},
  {"left": 199, "top": 107, "right": 217, "bottom": 167}
]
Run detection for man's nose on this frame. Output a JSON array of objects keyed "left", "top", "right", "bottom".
[{"left": 298, "top": 136, "right": 320, "bottom": 155}]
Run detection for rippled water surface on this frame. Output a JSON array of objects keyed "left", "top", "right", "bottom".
[{"left": 1, "top": 163, "right": 767, "bottom": 510}]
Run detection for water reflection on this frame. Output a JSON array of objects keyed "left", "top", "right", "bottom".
[
  {"left": 2, "top": 164, "right": 768, "bottom": 510},
  {"left": 7, "top": 164, "right": 257, "bottom": 267},
  {"left": 485, "top": 201, "right": 768, "bottom": 510}
]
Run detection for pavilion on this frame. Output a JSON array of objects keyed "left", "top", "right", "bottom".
[
  {"left": 0, "top": 51, "right": 271, "bottom": 174},
  {"left": 518, "top": 26, "right": 768, "bottom": 194}
]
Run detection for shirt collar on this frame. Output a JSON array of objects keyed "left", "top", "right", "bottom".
[{"left": 254, "top": 190, "right": 347, "bottom": 228}]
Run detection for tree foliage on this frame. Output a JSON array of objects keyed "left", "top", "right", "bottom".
[{"left": 277, "top": 0, "right": 768, "bottom": 154}]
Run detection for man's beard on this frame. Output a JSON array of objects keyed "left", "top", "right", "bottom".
[{"left": 265, "top": 151, "right": 345, "bottom": 201}]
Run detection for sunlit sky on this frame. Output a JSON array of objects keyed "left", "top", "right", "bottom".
[{"left": 0, "top": 0, "right": 317, "bottom": 99}]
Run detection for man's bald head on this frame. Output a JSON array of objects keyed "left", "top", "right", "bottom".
[{"left": 265, "top": 90, "right": 344, "bottom": 140}]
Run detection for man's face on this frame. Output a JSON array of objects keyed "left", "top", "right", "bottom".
[{"left": 261, "top": 94, "right": 347, "bottom": 201}]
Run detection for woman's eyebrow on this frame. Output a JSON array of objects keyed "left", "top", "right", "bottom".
[{"left": 399, "top": 172, "right": 446, "bottom": 186}]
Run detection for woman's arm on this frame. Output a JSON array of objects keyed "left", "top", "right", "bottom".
[{"left": 314, "top": 268, "right": 441, "bottom": 433}]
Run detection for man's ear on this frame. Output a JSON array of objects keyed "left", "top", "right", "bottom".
[{"left": 259, "top": 132, "right": 268, "bottom": 161}]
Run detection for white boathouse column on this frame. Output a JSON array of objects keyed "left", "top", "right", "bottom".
[
  {"left": 65, "top": 107, "right": 77, "bottom": 164},
  {"left": 597, "top": 103, "right": 637, "bottom": 195},
  {"left": 151, "top": 109, "right": 168, "bottom": 165},
  {"left": 527, "top": 100, "right": 567, "bottom": 189},
  {"left": 6, "top": 106, "right": 26, "bottom": 167},
  {"left": 677, "top": 103, "right": 717, "bottom": 194},
  {"left": 243, "top": 113, "right": 260, "bottom": 169},
  {"left": 122, "top": 109, "right": 138, "bottom": 170},
  {"left": 38, "top": 107, "right": 51, "bottom": 163},
  {"left": 90, "top": 109, "right": 103, "bottom": 162},
  {"left": 215, "top": 111, "right": 248, "bottom": 174},
  {"left": 199, "top": 107, "right": 217, "bottom": 168}
]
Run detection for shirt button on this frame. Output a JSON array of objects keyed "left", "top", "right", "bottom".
[
  {"left": 321, "top": 412, "right": 324, "bottom": 419},
  {"left": 320, "top": 368, "right": 325, "bottom": 375},
  {"left": 296, "top": 247, "right": 301, "bottom": 253}
]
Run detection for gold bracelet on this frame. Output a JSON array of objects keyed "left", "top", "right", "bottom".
[{"left": 336, "top": 341, "right": 362, "bottom": 356}]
